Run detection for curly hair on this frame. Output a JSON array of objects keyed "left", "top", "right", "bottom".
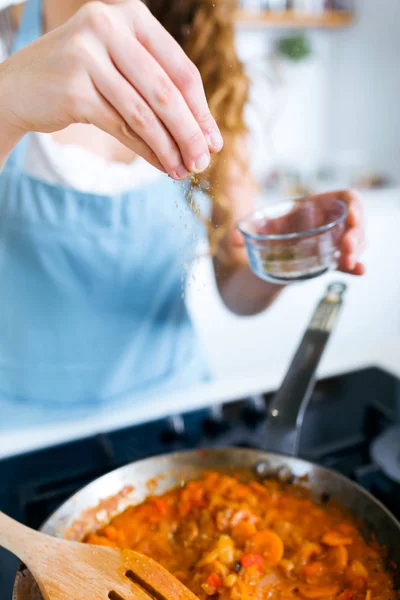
[{"left": 147, "top": 0, "right": 250, "bottom": 254}]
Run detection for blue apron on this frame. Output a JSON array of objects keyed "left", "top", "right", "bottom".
[{"left": 0, "top": 0, "right": 210, "bottom": 430}]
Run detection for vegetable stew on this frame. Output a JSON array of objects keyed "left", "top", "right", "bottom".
[{"left": 85, "top": 471, "right": 397, "bottom": 600}]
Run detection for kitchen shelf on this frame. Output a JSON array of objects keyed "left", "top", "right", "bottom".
[{"left": 236, "top": 10, "right": 354, "bottom": 29}]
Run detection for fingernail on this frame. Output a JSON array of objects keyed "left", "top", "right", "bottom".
[
  {"left": 173, "top": 165, "right": 190, "bottom": 180},
  {"left": 192, "top": 153, "right": 210, "bottom": 173},
  {"left": 206, "top": 129, "right": 224, "bottom": 151}
]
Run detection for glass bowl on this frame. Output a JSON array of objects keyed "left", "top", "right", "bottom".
[{"left": 238, "top": 195, "right": 348, "bottom": 284}]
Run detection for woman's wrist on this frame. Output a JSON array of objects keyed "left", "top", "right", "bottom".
[
  {"left": 0, "top": 65, "right": 25, "bottom": 167},
  {"left": 214, "top": 249, "right": 285, "bottom": 316}
]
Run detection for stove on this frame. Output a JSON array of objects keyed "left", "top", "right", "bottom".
[{"left": 1, "top": 367, "right": 400, "bottom": 599}]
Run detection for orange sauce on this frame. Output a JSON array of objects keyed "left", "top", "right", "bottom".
[{"left": 85, "top": 472, "right": 397, "bottom": 600}]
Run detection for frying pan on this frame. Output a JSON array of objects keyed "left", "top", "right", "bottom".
[{"left": 13, "top": 284, "right": 400, "bottom": 599}]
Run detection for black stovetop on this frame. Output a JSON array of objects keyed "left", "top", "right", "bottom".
[{"left": 1, "top": 367, "right": 400, "bottom": 599}]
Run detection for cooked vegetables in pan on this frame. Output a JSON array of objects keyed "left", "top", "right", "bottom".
[{"left": 85, "top": 472, "right": 397, "bottom": 600}]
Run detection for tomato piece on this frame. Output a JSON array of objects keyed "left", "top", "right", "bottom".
[
  {"left": 152, "top": 497, "right": 168, "bottom": 515},
  {"left": 337, "top": 589, "right": 354, "bottom": 600},
  {"left": 179, "top": 482, "right": 206, "bottom": 516},
  {"left": 240, "top": 553, "right": 264, "bottom": 570},
  {"left": 206, "top": 573, "right": 223, "bottom": 591}
]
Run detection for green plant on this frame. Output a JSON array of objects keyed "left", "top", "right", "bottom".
[{"left": 275, "top": 34, "right": 312, "bottom": 62}]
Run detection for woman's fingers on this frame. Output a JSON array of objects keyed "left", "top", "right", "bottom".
[
  {"left": 339, "top": 257, "right": 366, "bottom": 276},
  {"left": 85, "top": 1, "right": 215, "bottom": 175},
  {"left": 310, "top": 190, "right": 366, "bottom": 276},
  {"left": 231, "top": 229, "right": 245, "bottom": 247},
  {"left": 132, "top": 2, "right": 223, "bottom": 153},
  {"left": 352, "top": 263, "right": 366, "bottom": 276},
  {"left": 107, "top": 30, "right": 211, "bottom": 174},
  {"left": 339, "top": 191, "right": 366, "bottom": 272},
  {"left": 339, "top": 225, "right": 366, "bottom": 273},
  {"left": 342, "top": 226, "right": 366, "bottom": 255},
  {"left": 89, "top": 44, "right": 187, "bottom": 178},
  {"left": 88, "top": 90, "right": 166, "bottom": 173},
  {"left": 70, "top": 0, "right": 223, "bottom": 174},
  {"left": 0, "top": 0, "right": 224, "bottom": 177}
]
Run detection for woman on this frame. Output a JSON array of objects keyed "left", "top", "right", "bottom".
[{"left": 0, "top": 0, "right": 365, "bottom": 417}]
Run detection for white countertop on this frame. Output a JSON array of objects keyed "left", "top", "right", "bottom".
[
  {"left": 1, "top": 188, "right": 399, "bottom": 461},
  {"left": 0, "top": 336, "right": 399, "bottom": 461}
]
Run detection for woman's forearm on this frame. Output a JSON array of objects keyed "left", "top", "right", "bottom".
[
  {"left": 0, "top": 67, "right": 24, "bottom": 168},
  {"left": 0, "top": 121, "right": 23, "bottom": 168},
  {"left": 214, "top": 258, "right": 284, "bottom": 316}
]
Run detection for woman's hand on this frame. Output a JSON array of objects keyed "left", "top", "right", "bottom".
[
  {"left": 231, "top": 190, "right": 366, "bottom": 276},
  {"left": 215, "top": 187, "right": 366, "bottom": 316},
  {"left": 0, "top": 0, "right": 223, "bottom": 178},
  {"left": 299, "top": 190, "right": 366, "bottom": 276}
]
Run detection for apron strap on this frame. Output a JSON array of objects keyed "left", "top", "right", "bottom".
[
  {"left": 7, "top": 0, "right": 43, "bottom": 170},
  {"left": 12, "top": 0, "right": 43, "bottom": 54}
]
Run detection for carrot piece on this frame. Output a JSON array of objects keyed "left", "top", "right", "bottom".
[
  {"left": 265, "top": 508, "right": 279, "bottom": 525},
  {"left": 240, "top": 553, "right": 264, "bottom": 571},
  {"left": 303, "top": 561, "right": 325, "bottom": 582},
  {"left": 103, "top": 525, "right": 118, "bottom": 541},
  {"left": 246, "top": 530, "right": 284, "bottom": 566},
  {"left": 297, "top": 583, "right": 340, "bottom": 599},
  {"left": 327, "top": 545, "right": 348, "bottom": 571},
  {"left": 299, "top": 542, "right": 322, "bottom": 563},
  {"left": 365, "top": 591, "right": 372, "bottom": 600},
  {"left": 322, "top": 531, "right": 353, "bottom": 546},
  {"left": 345, "top": 566, "right": 367, "bottom": 591},
  {"left": 179, "top": 482, "right": 206, "bottom": 516},
  {"left": 231, "top": 521, "right": 257, "bottom": 545},
  {"left": 85, "top": 534, "right": 117, "bottom": 548}
]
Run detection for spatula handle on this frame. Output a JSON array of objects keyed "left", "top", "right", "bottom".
[{"left": 0, "top": 511, "right": 42, "bottom": 563}]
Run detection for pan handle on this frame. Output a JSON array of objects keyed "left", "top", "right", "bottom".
[{"left": 263, "top": 282, "right": 347, "bottom": 457}]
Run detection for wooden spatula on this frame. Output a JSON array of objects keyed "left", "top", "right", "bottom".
[{"left": 0, "top": 511, "right": 199, "bottom": 600}]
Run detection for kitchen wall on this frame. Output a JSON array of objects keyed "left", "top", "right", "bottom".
[
  {"left": 237, "top": 30, "right": 330, "bottom": 181},
  {"left": 187, "top": 1, "right": 400, "bottom": 381},
  {"left": 239, "top": 0, "right": 400, "bottom": 184},
  {"left": 327, "top": 0, "right": 400, "bottom": 182}
]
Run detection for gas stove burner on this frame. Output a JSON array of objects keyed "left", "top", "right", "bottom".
[
  {"left": 1, "top": 367, "right": 400, "bottom": 600},
  {"left": 371, "top": 425, "right": 400, "bottom": 484}
]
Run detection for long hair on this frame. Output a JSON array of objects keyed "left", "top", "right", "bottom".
[{"left": 147, "top": 0, "right": 250, "bottom": 254}]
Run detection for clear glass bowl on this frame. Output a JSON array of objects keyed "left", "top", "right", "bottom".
[{"left": 238, "top": 196, "right": 348, "bottom": 284}]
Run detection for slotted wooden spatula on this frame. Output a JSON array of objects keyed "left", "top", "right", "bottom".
[{"left": 0, "top": 511, "right": 199, "bottom": 600}]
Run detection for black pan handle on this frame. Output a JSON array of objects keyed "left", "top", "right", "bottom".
[{"left": 263, "top": 282, "right": 347, "bottom": 456}]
